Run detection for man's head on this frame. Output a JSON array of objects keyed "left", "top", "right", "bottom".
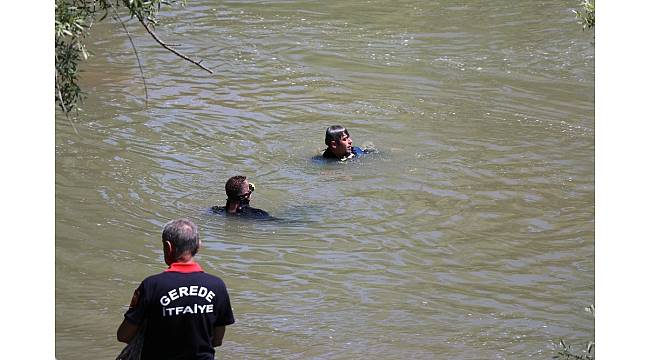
[
  {"left": 325, "top": 125, "right": 353, "bottom": 158},
  {"left": 225, "top": 175, "right": 254, "bottom": 205},
  {"left": 162, "top": 218, "right": 200, "bottom": 264}
]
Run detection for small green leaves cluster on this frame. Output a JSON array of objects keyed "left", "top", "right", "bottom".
[
  {"left": 554, "top": 339, "right": 595, "bottom": 360},
  {"left": 573, "top": 0, "right": 595, "bottom": 30},
  {"left": 55, "top": 0, "right": 185, "bottom": 114},
  {"left": 553, "top": 304, "right": 595, "bottom": 360},
  {"left": 123, "top": 0, "right": 186, "bottom": 26},
  {"left": 55, "top": 1, "right": 100, "bottom": 113}
]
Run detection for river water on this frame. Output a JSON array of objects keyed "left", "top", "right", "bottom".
[{"left": 55, "top": 1, "right": 594, "bottom": 359}]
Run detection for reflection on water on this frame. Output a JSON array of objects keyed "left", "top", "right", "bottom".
[{"left": 56, "top": 0, "right": 593, "bottom": 358}]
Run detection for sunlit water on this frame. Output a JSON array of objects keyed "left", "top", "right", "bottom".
[{"left": 55, "top": 1, "right": 594, "bottom": 359}]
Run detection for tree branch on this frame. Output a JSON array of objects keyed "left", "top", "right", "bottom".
[
  {"left": 109, "top": 1, "right": 149, "bottom": 108},
  {"left": 136, "top": 15, "right": 213, "bottom": 74}
]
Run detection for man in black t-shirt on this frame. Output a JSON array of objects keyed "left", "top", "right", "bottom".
[
  {"left": 117, "top": 219, "right": 235, "bottom": 360},
  {"left": 211, "top": 175, "right": 273, "bottom": 219}
]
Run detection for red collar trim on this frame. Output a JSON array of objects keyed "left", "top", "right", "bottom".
[{"left": 165, "top": 262, "right": 204, "bottom": 273}]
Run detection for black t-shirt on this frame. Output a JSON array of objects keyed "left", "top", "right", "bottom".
[{"left": 124, "top": 263, "right": 235, "bottom": 360}]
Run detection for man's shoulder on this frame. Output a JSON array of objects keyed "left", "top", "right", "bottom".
[
  {"left": 143, "top": 270, "right": 227, "bottom": 287},
  {"left": 192, "top": 272, "right": 228, "bottom": 287},
  {"left": 212, "top": 204, "right": 272, "bottom": 219},
  {"left": 141, "top": 271, "right": 174, "bottom": 285},
  {"left": 319, "top": 149, "right": 343, "bottom": 162},
  {"left": 352, "top": 146, "right": 372, "bottom": 156},
  {"left": 211, "top": 205, "right": 225, "bottom": 214},
  {"left": 322, "top": 148, "right": 341, "bottom": 160},
  {"left": 143, "top": 269, "right": 219, "bottom": 280},
  {"left": 241, "top": 206, "right": 272, "bottom": 218},
  {"left": 320, "top": 147, "right": 372, "bottom": 161}
]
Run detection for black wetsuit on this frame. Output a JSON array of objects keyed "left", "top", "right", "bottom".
[
  {"left": 211, "top": 204, "right": 272, "bottom": 219},
  {"left": 322, "top": 146, "right": 368, "bottom": 161}
]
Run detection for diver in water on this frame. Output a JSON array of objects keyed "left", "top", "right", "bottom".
[
  {"left": 322, "top": 125, "right": 372, "bottom": 161},
  {"left": 211, "top": 175, "right": 272, "bottom": 219}
]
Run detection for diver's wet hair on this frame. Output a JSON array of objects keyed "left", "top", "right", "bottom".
[
  {"left": 325, "top": 125, "right": 349, "bottom": 146},
  {"left": 162, "top": 219, "right": 199, "bottom": 259},
  {"left": 225, "top": 175, "right": 247, "bottom": 199}
]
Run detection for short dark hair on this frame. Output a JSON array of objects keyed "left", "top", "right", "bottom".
[
  {"left": 225, "top": 175, "right": 247, "bottom": 199},
  {"left": 325, "top": 125, "right": 349, "bottom": 146},
  {"left": 162, "top": 219, "right": 199, "bottom": 259}
]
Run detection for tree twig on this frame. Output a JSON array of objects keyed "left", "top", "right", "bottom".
[
  {"left": 109, "top": 0, "right": 149, "bottom": 108},
  {"left": 136, "top": 15, "right": 213, "bottom": 74},
  {"left": 56, "top": 79, "right": 79, "bottom": 135}
]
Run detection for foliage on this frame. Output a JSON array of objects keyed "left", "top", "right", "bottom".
[
  {"left": 55, "top": 0, "right": 186, "bottom": 114},
  {"left": 553, "top": 305, "right": 595, "bottom": 360},
  {"left": 55, "top": 1, "right": 96, "bottom": 113},
  {"left": 573, "top": 0, "right": 595, "bottom": 30}
]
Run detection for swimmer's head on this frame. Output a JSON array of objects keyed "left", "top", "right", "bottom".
[
  {"left": 225, "top": 175, "right": 253, "bottom": 201},
  {"left": 325, "top": 125, "right": 353, "bottom": 158},
  {"left": 325, "top": 125, "right": 350, "bottom": 146}
]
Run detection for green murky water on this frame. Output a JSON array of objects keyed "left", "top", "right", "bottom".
[{"left": 55, "top": 1, "right": 594, "bottom": 358}]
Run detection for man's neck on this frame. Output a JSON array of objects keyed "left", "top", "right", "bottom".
[
  {"left": 173, "top": 253, "right": 195, "bottom": 263},
  {"left": 166, "top": 260, "right": 203, "bottom": 273},
  {"left": 226, "top": 199, "right": 240, "bottom": 214}
]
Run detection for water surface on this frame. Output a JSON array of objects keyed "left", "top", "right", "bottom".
[{"left": 55, "top": 1, "right": 594, "bottom": 358}]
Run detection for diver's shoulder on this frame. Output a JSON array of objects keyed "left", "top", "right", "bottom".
[
  {"left": 243, "top": 206, "right": 271, "bottom": 217},
  {"left": 210, "top": 205, "right": 226, "bottom": 214},
  {"left": 353, "top": 146, "right": 377, "bottom": 155}
]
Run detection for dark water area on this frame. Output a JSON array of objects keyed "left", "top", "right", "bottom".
[{"left": 55, "top": 1, "right": 594, "bottom": 358}]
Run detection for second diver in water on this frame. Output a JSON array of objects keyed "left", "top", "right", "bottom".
[
  {"left": 322, "top": 125, "right": 372, "bottom": 161},
  {"left": 211, "top": 175, "right": 272, "bottom": 219}
]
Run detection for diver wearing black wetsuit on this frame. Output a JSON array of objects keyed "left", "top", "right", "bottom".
[
  {"left": 211, "top": 203, "right": 271, "bottom": 219},
  {"left": 322, "top": 146, "right": 368, "bottom": 161},
  {"left": 211, "top": 176, "right": 273, "bottom": 219},
  {"left": 321, "top": 125, "right": 372, "bottom": 162}
]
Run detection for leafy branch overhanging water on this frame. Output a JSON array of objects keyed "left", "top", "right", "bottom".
[{"left": 55, "top": 0, "right": 212, "bottom": 116}]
